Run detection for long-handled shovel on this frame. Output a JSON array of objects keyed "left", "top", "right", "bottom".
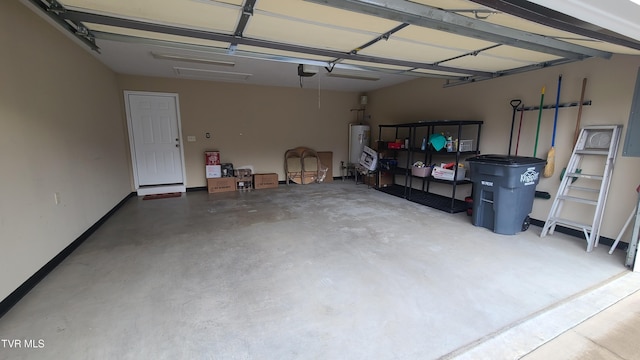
[
  {"left": 508, "top": 99, "right": 522, "bottom": 156},
  {"left": 533, "top": 86, "right": 545, "bottom": 157},
  {"left": 544, "top": 75, "right": 562, "bottom": 178},
  {"left": 533, "top": 86, "right": 551, "bottom": 199},
  {"left": 573, "top": 78, "right": 587, "bottom": 145},
  {"left": 515, "top": 103, "right": 525, "bottom": 155},
  {"left": 561, "top": 78, "right": 588, "bottom": 181}
]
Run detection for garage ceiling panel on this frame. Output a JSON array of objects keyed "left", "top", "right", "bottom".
[
  {"left": 244, "top": 14, "right": 375, "bottom": 52},
  {"left": 483, "top": 46, "right": 562, "bottom": 63},
  {"left": 256, "top": 0, "right": 402, "bottom": 33},
  {"left": 61, "top": 0, "right": 241, "bottom": 33},
  {"left": 32, "top": 0, "right": 638, "bottom": 90},
  {"left": 197, "top": 0, "right": 243, "bottom": 5},
  {"left": 444, "top": 53, "right": 534, "bottom": 72},
  {"left": 411, "top": 68, "right": 473, "bottom": 77},
  {"left": 236, "top": 45, "right": 334, "bottom": 62},
  {"left": 435, "top": 0, "right": 640, "bottom": 56},
  {"left": 88, "top": 23, "right": 230, "bottom": 48},
  {"left": 411, "top": 0, "right": 482, "bottom": 10},
  {"left": 360, "top": 37, "right": 468, "bottom": 64},
  {"left": 480, "top": 12, "right": 583, "bottom": 39},
  {"left": 393, "top": 25, "right": 496, "bottom": 51},
  {"left": 414, "top": 0, "right": 596, "bottom": 39},
  {"left": 564, "top": 39, "right": 640, "bottom": 55},
  {"left": 340, "top": 60, "right": 412, "bottom": 72}
]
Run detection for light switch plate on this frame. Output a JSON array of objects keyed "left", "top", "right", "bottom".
[{"left": 187, "top": 136, "right": 196, "bottom": 142}]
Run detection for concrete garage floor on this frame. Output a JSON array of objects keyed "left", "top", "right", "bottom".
[{"left": 1, "top": 182, "right": 638, "bottom": 359}]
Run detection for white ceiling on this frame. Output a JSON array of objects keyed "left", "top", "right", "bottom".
[{"left": 24, "top": 0, "right": 640, "bottom": 92}]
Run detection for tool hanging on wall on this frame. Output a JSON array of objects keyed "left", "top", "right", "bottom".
[
  {"left": 532, "top": 86, "right": 552, "bottom": 200},
  {"left": 544, "top": 75, "right": 562, "bottom": 177},
  {"left": 508, "top": 99, "right": 522, "bottom": 156},
  {"left": 515, "top": 103, "right": 525, "bottom": 155},
  {"left": 573, "top": 78, "right": 587, "bottom": 145},
  {"left": 560, "top": 78, "right": 588, "bottom": 181},
  {"left": 533, "top": 86, "right": 545, "bottom": 157}
]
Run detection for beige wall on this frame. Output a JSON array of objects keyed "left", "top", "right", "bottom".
[
  {"left": 117, "top": 76, "right": 360, "bottom": 186},
  {"left": 0, "top": 1, "right": 131, "bottom": 300},
  {"left": 367, "top": 54, "right": 640, "bottom": 241}
]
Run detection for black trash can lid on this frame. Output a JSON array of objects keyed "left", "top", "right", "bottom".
[{"left": 467, "top": 154, "right": 546, "bottom": 166}]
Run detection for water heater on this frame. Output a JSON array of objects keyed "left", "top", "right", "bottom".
[{"left": 348, "top": 124, "right": 370, "bottom": 165}]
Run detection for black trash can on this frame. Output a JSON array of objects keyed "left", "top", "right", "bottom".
[{"left": 467, "top": 155, "right": 546, "bottom": 235}]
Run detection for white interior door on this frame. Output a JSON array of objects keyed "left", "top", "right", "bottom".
[{"left": 125, "top": 92, "right": 186, "bottom": 194}]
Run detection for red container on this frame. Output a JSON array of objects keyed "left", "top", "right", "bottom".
[
  {"left": 205, "top": 151, "right": 220, "bottom": 165},
  {"left": 465, "top": 196, "right": 473, "bottom": 216}
]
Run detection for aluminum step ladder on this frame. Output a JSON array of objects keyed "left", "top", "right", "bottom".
[
  {"left": 540, "top": 125, "right": 623, "bottom": 252},
  {"left": 626, "top": 193, "right": 640, "bottom": 269}
]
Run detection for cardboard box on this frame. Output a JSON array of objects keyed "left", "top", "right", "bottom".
[
  {"left": 206, "top": 165, "right": 221, "bottom": 178},
  {"left": 254, "top": 173, "right": 278, "bottom": 189},
  {"left": 359, "top": 146, "right": 377, "bottom": 171},
  {"left": 364, "top": 173, "right": 376, "bottom": 186},
  {"left": 378, "top": 171, "right": 394, "bottom": 187},
  {"left": 432, "top": 166, "right": 466, "bottom": 181},
  {"left": 205, "top": 151, "right": 221, "bottom": 165},
  {"left": 236, "top": 179, "right": 253, "bottom": 190},
  {"left": 207, "top": 177, "right": 235, "bottom": 193},
  {"left": 363, "top": 171, "right": 393, "bottom": 188}
]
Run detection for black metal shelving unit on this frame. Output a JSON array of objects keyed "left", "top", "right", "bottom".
[{"left": 377, "top": 120, "right": 483, "bottom": 213}]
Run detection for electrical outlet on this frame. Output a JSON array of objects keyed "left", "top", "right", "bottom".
[
  {"left": 187, "top": 136, "right": 196, "bottom": 142},
  {"left": 54, "top": 192, "right": 60, "bottom": 205}
]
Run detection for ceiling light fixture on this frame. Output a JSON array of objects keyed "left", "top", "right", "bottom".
[
  {"left": 151, "top": 52, "right": 235, "bottom": 67},
  {"left": 326, "top": 73, "right": 380, "bottom": 81},
  {"left": 174, "top": 67, "right": 251, "bottom": 81}
]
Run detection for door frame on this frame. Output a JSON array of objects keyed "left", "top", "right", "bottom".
[{"left": 124, "top": 91, "right": 187, "bottom": 196}]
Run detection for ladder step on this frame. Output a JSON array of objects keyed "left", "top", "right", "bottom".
[
  {"left": 566, "top": 185, "right": 600, "bottom": 193},
  {"left": 549, "top": 217, "right": 593, "bottom": 231},
  {"left": 566, "top": 173, "right": 603, "bottom": 180},
  {"left": 557, "top": 195, "right": 598, "bottom": 205},
  {"left": 575, "top": 149, "right": 609, "bottom": 155},
  {"left": 582, "top": 125, "right": 619, "bottom": 130}
]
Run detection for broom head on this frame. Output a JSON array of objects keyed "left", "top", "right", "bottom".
[{"left": 544, "top": 147, "right": 555, "bottom": 178}]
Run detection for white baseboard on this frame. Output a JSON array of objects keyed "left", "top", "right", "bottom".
[{"left": 136, "top": 185, "right": 186, "bottom": 196}]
